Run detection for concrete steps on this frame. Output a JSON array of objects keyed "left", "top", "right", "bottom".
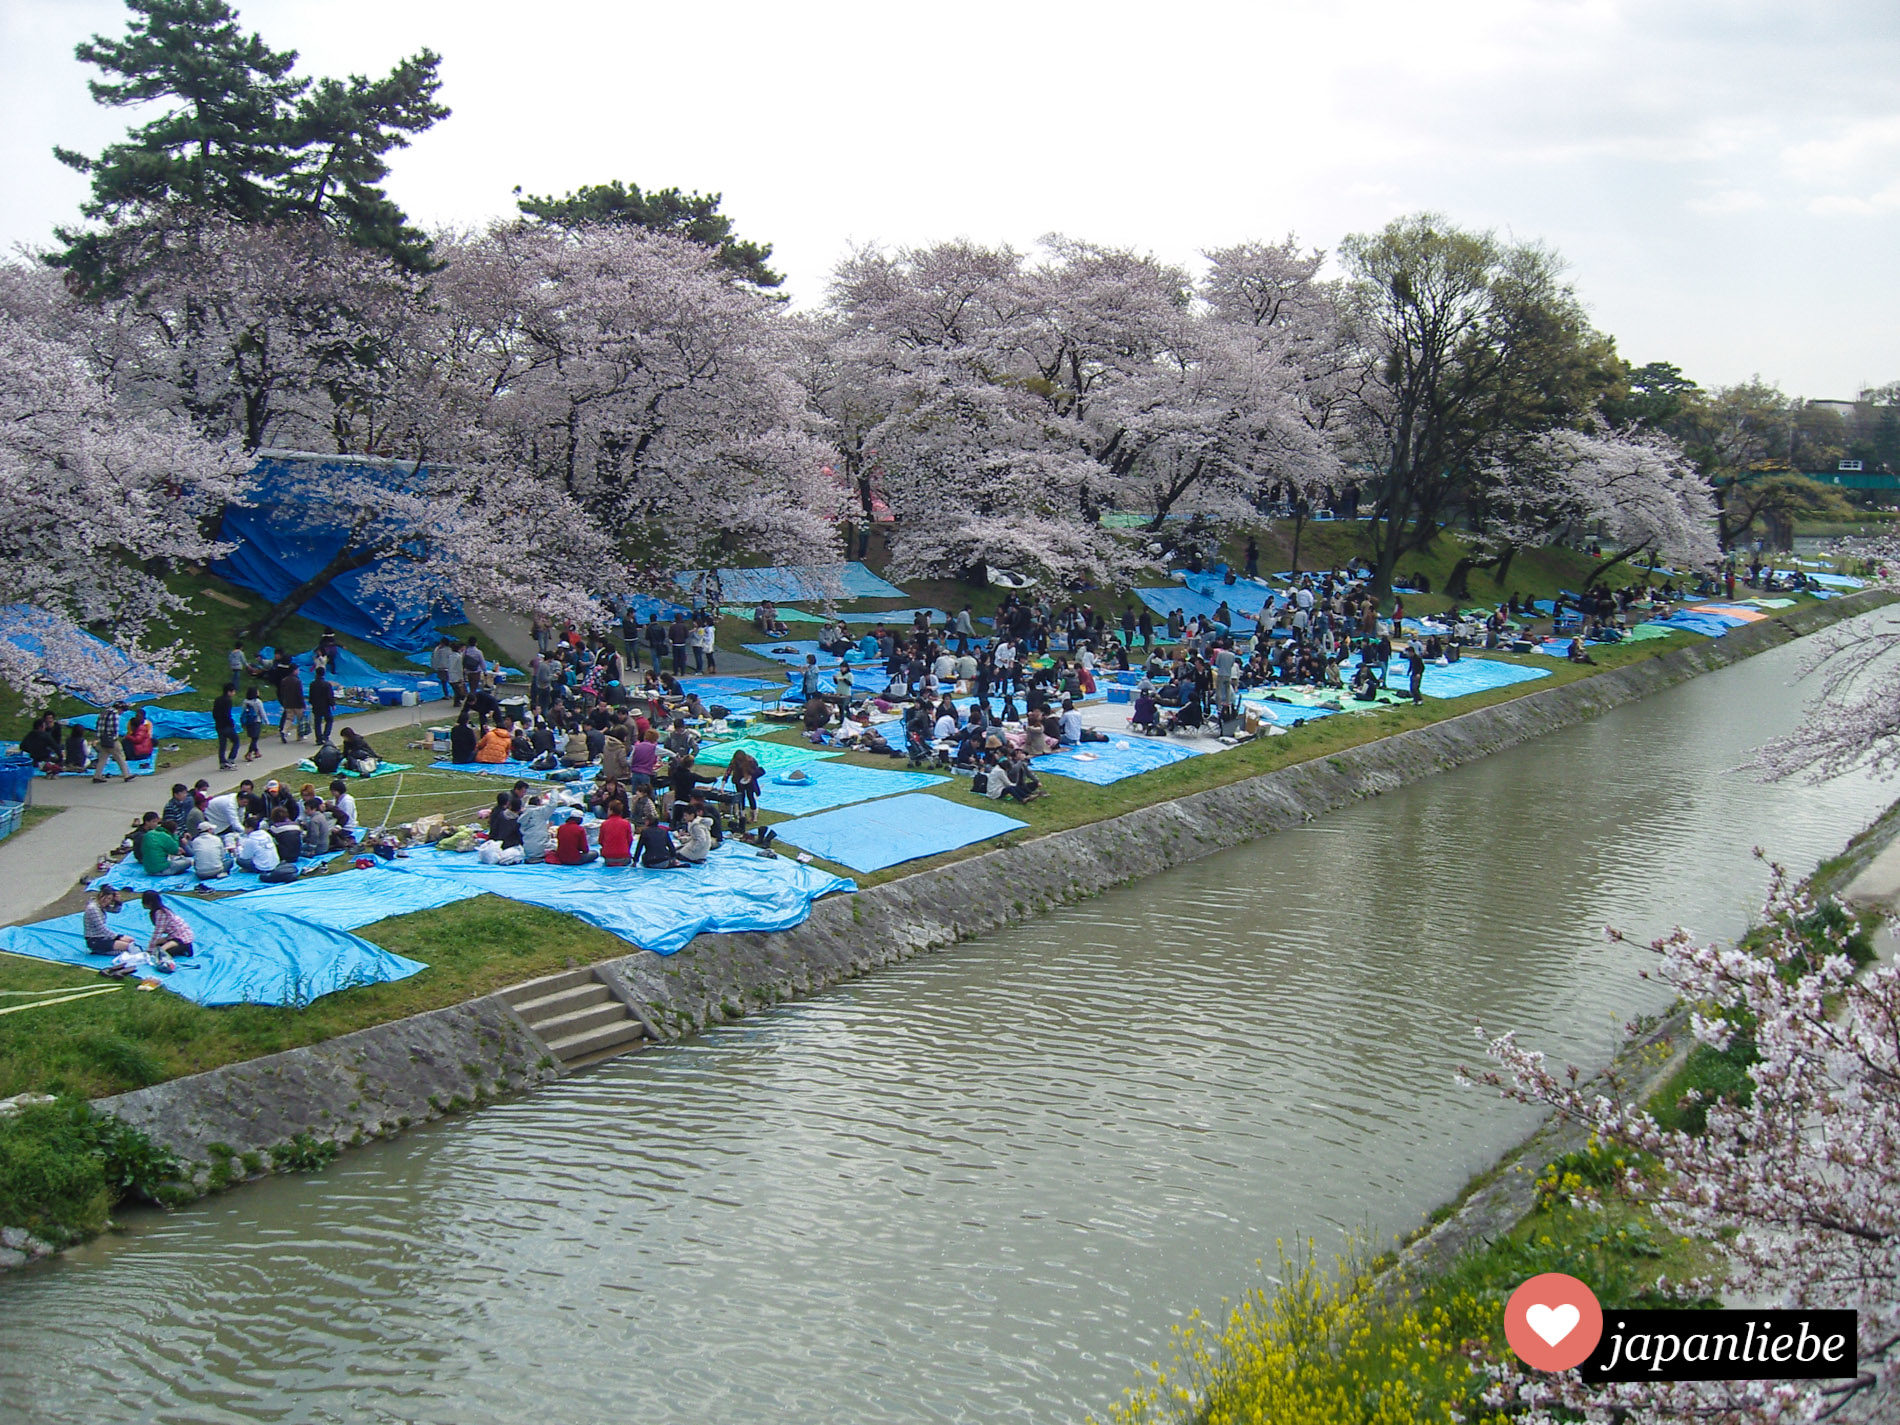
[{"left": 500, "top": 968, "right": 651, "bottom": 1069}]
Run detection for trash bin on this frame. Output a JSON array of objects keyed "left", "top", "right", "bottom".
[{"left": 0, "top": 753, "right": 34, "bottom": 806}]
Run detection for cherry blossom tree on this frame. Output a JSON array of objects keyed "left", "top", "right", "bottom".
[
  {"left": 823, "top": 236, "right": 1333, "bottom": 584},
  {"left": 1474, "top": 860, "right": 1899, "bottom": 1422},
  {"left": 0, "top": 265, "right": 243, "bottom": 704},
  {"left": 823, "top": 238, "right": 1125, "bottom": 584},
  {"left": 437, "top": 223, "right": 842, "bottom": 579},
  {"left": 1750, "top": 537, "right": 1900, "bottom": 783},
  {"left": 1201, "top": 240, "right": 1355, "bottom": 502},
  {"left": 1447, "top": 424, "right": 1718, "bottom": 597}
]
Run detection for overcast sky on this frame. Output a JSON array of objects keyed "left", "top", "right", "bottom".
[{"left": 4, "top": 0, "right": 1896, "bottom": 397}]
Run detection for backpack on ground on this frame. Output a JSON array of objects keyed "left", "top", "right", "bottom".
[{"left": 312, "top": 742, "right": 343, "bottom": 775}]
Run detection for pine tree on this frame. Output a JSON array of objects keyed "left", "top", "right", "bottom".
[
  {"left": 52, "top": 0, "right": 446, "bottom": 284},
  {"left": 514, "top": 180, "right": 783, "bottom": 288}
]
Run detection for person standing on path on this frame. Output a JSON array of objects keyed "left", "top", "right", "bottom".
[
  {"left": 309, "top": 668, "right": 336, "bottom": 743},
  {"left": 667, "top": 615, "right": 691, "bottom": 676},
  {"left": 619, "top": 603, "right": 639, "bottom": 664},
  {"left": 277, "top": 666, "right": 307, "bottom": 743},
  {"left": 213, "top": 683, "right": 239, "bottom": 769},
  {"left": 90, "top": 702, "right": 133, "bottom": 782},
  {"left": 645, "top": 617, "right": 668, "bottom": 675},
  {"left": 430, "top": 638, "right": 456, "bottom": 700}
]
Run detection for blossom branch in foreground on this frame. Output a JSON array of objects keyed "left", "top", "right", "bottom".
[{"left": 1469, "top": 860, "right": 1898, "bottom": 1422}]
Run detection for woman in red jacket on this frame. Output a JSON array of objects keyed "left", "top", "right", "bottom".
[{"left": 596, "top": 801, "right": 634, "bottom": 867}]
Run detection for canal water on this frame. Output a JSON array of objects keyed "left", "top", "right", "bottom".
[{"left": 6, "top": 621, "right": 1894, "bottom": 1425}]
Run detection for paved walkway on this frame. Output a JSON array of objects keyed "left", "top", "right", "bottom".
[{"left": 0, "top": 699, "right": 437, "bottom": 928}]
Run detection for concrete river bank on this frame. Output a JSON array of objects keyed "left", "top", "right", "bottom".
[{"left": 6, "top": 617, "right": 1896, "bottom": 1424}]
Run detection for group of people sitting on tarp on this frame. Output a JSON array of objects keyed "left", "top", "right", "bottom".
[
  {"left": 475, "top": 780, "right": 738, "bottom": 870},
  {"left": 116, "top": 773, "right": 362, "bottom": 887},
  {"left": 83, "top": 887, "right": 194, "bottom": 978},
  {"left": 16, "top": 704, "right": 157, "bottom": 780}
]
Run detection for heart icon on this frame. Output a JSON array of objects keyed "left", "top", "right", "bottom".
[{"left": 1526, "top": 1302, "right": 1580, "bottom": 1347}]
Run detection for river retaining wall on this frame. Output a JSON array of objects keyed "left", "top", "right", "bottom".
[{"left": 98, "top": 591, "right": 1890, "bottom": 1184}]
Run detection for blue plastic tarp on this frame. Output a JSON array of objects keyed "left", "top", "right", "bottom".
[
  {"left": 692, "top": 739, "right": 840, "bottom": 771},
  {"left": 0, "top": 896, "right": 426, "bottom": 1007},
  {"left": 676, "top": 562, "right": 905, "bottom": 604},
  {"left": 1177, "top": 572, "right": 1280, "bottom": 617},
  {"left": 754, "top": 763, "right": 950, "bottom": 814},
  {"left": 70, "top": 707, "right": 219, "bottom": 740},
  {"left": 1646, "top": 612, "right": 1736, "bottom": 638},
  {"left": 1132, "top": 587, "right": 1257, "bottom": 630},
  {"left": 741, "top": 640, "right": 879, "bottom": 667},
  {"left": 681, "top": 676, "right": 781, "bottom": 698},
  {"left": 212, "top": 454, "right": 463, "bottom": 653},
  {"left": 233, "top": 868, "right": 483, "bottom": 930},
  {"left": 1238, "top": 695, "right": 1340, "bottom": 727},
  {"left": 296, "top": 649, "right": 450, "bottom": 702},
  {"left": 835, "top": 607, "right": 948, "bottom": 625},
  {"left": 90, "top": 851, "right": 344, "bottom": 895},
  {"left": 376, "top": 843, "right": 853, "bottom": 955},
  {"left": 1344, "top": 654, "right": 1551, "bottom": 699},
  {"left": 432, "top": 759, "right": 586, "bottom": 781},
  {"left": 771, "top": 793, "right": 1026, "bottom": 872},
  {"left": 0, "top": 604, "right": 193, "bottom": 705},
  {"left": 1032, "top": 738, "right": 1204, "bottom": 785},
  {"left": 1807, "top": 573, "right": 1865, "bottom": 589}
]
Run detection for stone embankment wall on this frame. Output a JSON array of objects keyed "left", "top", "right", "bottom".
[{"left": 98, "top": 591, "right": 1889, "bottom": 1185}]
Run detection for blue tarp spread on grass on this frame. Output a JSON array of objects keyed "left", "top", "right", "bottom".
[
  {"left": 692, "top": 739, "right": 840, "bottom": 771},
  {"left": 772, "top": 793, "right": 1026, "bottom": 872},
  {"left": 0, "top": 604, "right": 193, "bottom": 705},
  {"left": 676, "top": 562, "right": 905, "bottom": 605},
  {"left": 377, "top": 843, "right": 854, "bottom": 955},
  {"left": 1238, "top": 695, "right": 1340, "bottom": 727},
  {"left": 91, "top": 852, "right": 344, "bottom": 895},
  {"left": 296, "top": 649, "right": 450, "bottom": 701},
  {"left": 753, "top": 763, "right": 950, "bottom": 814},
  {"left": 51, "top": 751, "right": 158, "bottom": 779},
  {"left": 70, "top": 707, "right": 218, "bottom": 740},
  {"left": 212, "top": 454, "right": 463, "bottom": 654},
  {"left": 681, "top": 676, "right": 781, "bottom": 699},
  {"left": 741, "top": 640, "right": 879, "bottom": 667},
  {"left": 1344, "top": 654, "right": 1551, "bottom": 699},
  {"left": 1177, "top": 571, "right": 1280, "bottom": 617},
  {"left": 1132, "top": 587, "right": 1257, "bottom": 630},
  {"left": 1808, "top": 573, "right": 1865, "bottom": 589},
  {"left": 1032, "top": 738, "right": 1204, "bottom": 785},
  {"left": 0, "top": 896, "right": 426, "bottom": 1007},
  {"left": 233, "top": 868, "right": 483, "bottom": 930},
  {"left": 432, "top": 759, "right": 587, "bottom": 781},
  {"left": 835, "top": 608, "right": 948, "bottom": 625},
  {"left": 1646, "top": 612, "right": 1737, "bottom": 638}
]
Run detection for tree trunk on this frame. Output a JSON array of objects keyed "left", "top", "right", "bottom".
[
  {"left": 245, "top": 545, "right": 384, "bottom": 647},
  {"left": 1581, "top": 540, "right": 1649, "bottom": 590},
  {"left": 1288, "top": 506, "right": 1307, "bottom": 575}
]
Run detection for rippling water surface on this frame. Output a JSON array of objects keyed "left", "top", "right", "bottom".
[{"left": 6, "top": 624, "right": 1895, "bottom": 1424}]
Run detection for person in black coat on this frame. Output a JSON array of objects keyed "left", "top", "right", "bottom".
[{"left": 450, "top": 714, "right": 478, "bottom": 764}]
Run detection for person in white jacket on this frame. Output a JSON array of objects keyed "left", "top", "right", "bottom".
[
  {"left": 190, "top": 829, "right": 231, "bottom": 881},
  {"left": 677, "top": 811, "right": 713, "bottom": 864},
  {"left": 237, "top": 823, "right": 279, "bottom": 873}
]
